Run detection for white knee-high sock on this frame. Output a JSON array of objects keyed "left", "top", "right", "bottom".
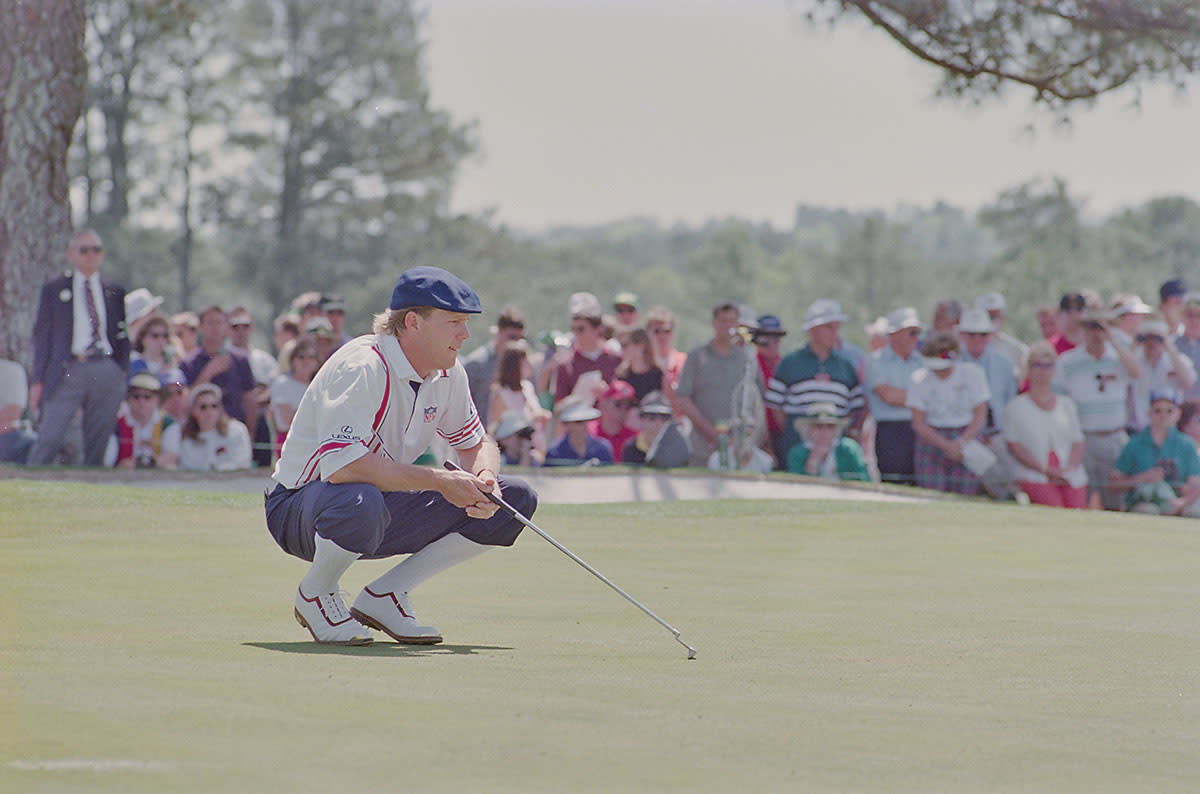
[
  {"left": 300, "top": 536, "right": 361, "bottom": 595},
  {"left": 367, "top": 533, "right": 489, "bottom": 595}
]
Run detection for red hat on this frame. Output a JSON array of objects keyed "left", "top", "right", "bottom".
[{"left": 600, "top": 380, "right": 635, "bottom": 402}]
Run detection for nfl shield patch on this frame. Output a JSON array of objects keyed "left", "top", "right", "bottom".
[{"left": 423, "top": 405, "right": 437, "bottom": 423}]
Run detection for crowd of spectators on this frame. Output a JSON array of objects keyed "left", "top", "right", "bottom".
[{"left": 8, "top": 227, "right": 1200, "bottom": 520}]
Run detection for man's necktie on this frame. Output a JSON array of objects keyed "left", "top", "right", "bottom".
[{"left": 84, "top": 279, "right": 103, "bottom": 355}]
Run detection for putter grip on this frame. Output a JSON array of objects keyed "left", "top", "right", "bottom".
[{"left": 443, "top": 460, "right": 507, "bottom": 509}]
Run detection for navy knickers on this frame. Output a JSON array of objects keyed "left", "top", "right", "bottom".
[{"left": 265, "top": 475, "right": 538, "bottom": 562}]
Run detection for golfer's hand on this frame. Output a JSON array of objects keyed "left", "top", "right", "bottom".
[{"left": 440, "top": 470, "right": 499, "bottom": 519}]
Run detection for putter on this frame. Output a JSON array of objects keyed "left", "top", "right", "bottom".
[{"left": 444, "top": 461, "right": 697, "bottom": 659}]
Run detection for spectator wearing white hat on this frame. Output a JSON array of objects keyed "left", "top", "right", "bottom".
[
  {"left": 957, "top": 308, "right": 1017, "bottom": 438},
  {"left": 766, "top": 298, "right": 864, "bottom": 464},
  {"left": 907, "top": 331, "right": 990, "bottom": 495},
  {"left": 785, "top": 403, "right": 869, "bottom": 481},
  {"left": 170, "top": 311, "right": 200, "bottom": 356},
  {"left": 124, "top": 287, "right": 165, "bottom": 349},
  {"left": 1128, "top": 315, "right": 1196, "bottom": 433},
  {"left": 544, "top": 401, "right": 613, "bottom": 466},
  {"left": 1172, "top": 293, "right": 1200, "bottom": 402},
  {"left": 1106, "top": 294, "right": 1152, "bottom": 349},
  {"left": 864, "top": 307, "right": 925, "bottom": 485},
  {"left": 974, "top": 292, "right": 1028, "bottom": 380}
]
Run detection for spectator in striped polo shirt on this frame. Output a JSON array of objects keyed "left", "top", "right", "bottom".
[
  {"left": 766, "top": 298, "right": 864, "bottom": 464},
  {"left": 1053, "top": 308, "right": 1141, "bottom": 509}
]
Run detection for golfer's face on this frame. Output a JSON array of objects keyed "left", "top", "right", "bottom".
[{"left": 419, "top": 309, "right": 472, "bottom": 371}]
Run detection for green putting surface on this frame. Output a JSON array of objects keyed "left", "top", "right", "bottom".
[{"left": 2, "top": 480, "right": 1197, "bottom": 793}]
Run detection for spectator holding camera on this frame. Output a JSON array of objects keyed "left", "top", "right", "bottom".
[
  {"left": 111, "top": 372, "right": 181, "bottom": 469},
  {"left": 1109, "top": 388, "right": 1200, "bottom": 517}
]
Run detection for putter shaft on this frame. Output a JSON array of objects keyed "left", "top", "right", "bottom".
[{"left": 445, "top": 461, "right": 698, "bottom": 659}]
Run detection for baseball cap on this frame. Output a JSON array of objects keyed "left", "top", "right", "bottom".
[
  {"left": 1160, "top": 278, "right": 1187, "bottom": 301},
  {"left": 885, "top": 307, "right": 922, "bottom": 334},
  {"left": 754, "top": 314, "right": 787, "bottom": 336},
  {"left": 320, "top": 293, "right": 346, "bottom": 313},
  {"left": 613, "top": 291, "right": 639, "bottom": 310},
  {"left": 599, "top": 380, "right": 635, "bottom": 403},
  {"left": 1149, "top": 387, "right": 1182, "bottom": 406},
  {"left": 389, "top": 267, "right": 481, "bottom": 313},
  {"left": 128, "top": 372, "right": 162, "bottom": 394},
  {"left": 568, "top": 291, "right": 603, "bottom": 319}
]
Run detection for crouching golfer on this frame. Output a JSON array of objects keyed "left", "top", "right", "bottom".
[{"left": 265, "top": 267, "right": 537, "bottom": 645}]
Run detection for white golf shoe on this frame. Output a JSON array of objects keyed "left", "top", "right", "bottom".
[
  {"left": 350, "top": 587, "right": 443, "bottom": 645},
  {"left": 294, "top": 587, "right": 374, "bottom": 645}
]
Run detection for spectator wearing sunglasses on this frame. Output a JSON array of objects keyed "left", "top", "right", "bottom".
[
  {"left": 129, "top": 315, "right": 178, "bottom": 383},
  {"left": 28, "top": 229, "right": 129, "bottom": 466},
  {"left": 270, "top": 336, "right": 322, "bottom": 457},
  {"left": 1052, "top": 308, "right": 1141, "bottom": 509},
  {"left": 906, "top": 331, "right": 990, "bottom": 495},
  {"left": 1128, "top": 316, "right": 1196, "bottom": 434},
  {"left": 643, "top": 305, "right": 688, "bottom": 400},
  {"left": 110, "top": 372, "right": 180, "bottom": 469},
  {"left": 178, "top": 383, "right": 252, "bottom": 471}
]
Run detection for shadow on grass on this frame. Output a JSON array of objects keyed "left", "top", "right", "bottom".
[{"left": 243, "top": 641, "right": 512, "bottom": 657}]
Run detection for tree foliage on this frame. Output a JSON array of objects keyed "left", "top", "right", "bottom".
[
  {"left": 809, "top": 1, "right": 1200, "bottom": 110},
  {"left": 215, "top": 0, "right": 476, "bottom": 317}
]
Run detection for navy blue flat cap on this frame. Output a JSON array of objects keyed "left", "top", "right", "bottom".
[{"left": 390, "top": 266, "right": 482, "bottom": 313}]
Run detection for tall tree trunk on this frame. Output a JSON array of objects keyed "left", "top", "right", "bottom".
[{"left": 0, "top": 0, "right": 87, "bottom": 365}]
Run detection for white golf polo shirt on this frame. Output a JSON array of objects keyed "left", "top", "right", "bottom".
[{"left": 273, "top": 333, "right": 484, "bottom": 489}]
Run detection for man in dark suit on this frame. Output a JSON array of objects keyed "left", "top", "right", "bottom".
[{"left": 28, "top": 229, "right": 130, "bottom": 466}]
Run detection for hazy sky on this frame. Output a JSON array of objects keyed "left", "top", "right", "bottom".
[{"left": 424, "top": 0, "right": 1200, "bottom": 230}]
